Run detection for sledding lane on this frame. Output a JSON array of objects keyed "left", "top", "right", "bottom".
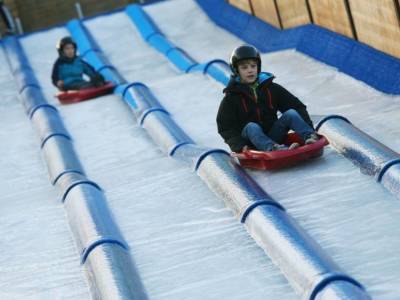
[
  {"left": 0, "top": 42, "right": 90, "bottom": 299},
  {"left": 92, "top": 1, "right": 400, "bottom": 299},
  {"left": 84, "top": 11, "right": 226, "bottom": 149},
  {"left": 17, "top": 13, "right": 299, "bottom": 300}
]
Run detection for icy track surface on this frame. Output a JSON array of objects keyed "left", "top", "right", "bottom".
[{"left": 1, "top": 0, "right": 399, "bottom": 298}]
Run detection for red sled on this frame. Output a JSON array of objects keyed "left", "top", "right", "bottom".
[
  {"left": 232, "top": 133, "right": 329, "bottom": 170},
  {"left": 56, "top": 82, "right": 115, "bottom": 104}
]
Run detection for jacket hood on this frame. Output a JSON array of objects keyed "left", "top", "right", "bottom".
[{"left": 223, "top": 72, "right": 275, "bottom": 94}]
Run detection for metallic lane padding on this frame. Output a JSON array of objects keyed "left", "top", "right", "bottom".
[
  {"left": 40, "top": 136, "right": 85, "bottom": 185},
  {"left": 197, "top": 153, "right": 371, "bottom": 300},
  {"left": 381, "top": 165, "right": 400, "bottom": 200},
  {"left": 30, "top": 106, "right": 72, "bottom": 148},
  {"left": 141, "top": 111, "right": 194, "bottom": 154},
  {"left": 2, "top": 36, "right": 149, "bottom": 300},
  {"left": 85, "top": 244, "right": 148, "bottom": 300},
  {"left": 317, "top": 115, "right": 400, "bottom": 200},
  {"left": 62, "top": 184, "right": 128, "bottom": 262}
]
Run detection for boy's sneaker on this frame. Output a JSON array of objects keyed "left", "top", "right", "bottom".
[
  {"left": 270, "top": 142, "right": 300, "bottom": 151},
  {"left": 272, "top": 144, "right": 289, "bottom": 151},
  {"left": 305, "top": 133, "right": 319, "bottom": 145},
  {"left": 288, "top": 142, "right": 300, "bottom": 150}
]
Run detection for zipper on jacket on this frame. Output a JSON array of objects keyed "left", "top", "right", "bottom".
[
  {"left": 266, "top": 88, "right": 273, "bottom": 109},
  {"left": 243, "top": 94, "right": 261, "bottom": 122},
  {"left": 256, "top": 107, "right": 261, "bottom": 122},
  {"left": 241, "top": 97, "right": 248, "bottom": 113}
]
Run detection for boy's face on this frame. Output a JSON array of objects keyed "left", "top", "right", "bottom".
[
  {"left": 63, "top": 44, "right": 76, "bottom": 58},
  {"left": 237, "top": 59, "right": 258, "bottom": 84}
]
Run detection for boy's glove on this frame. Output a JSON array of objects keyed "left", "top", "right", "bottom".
[
  {"left": 91, "top": 73, "right": 105, "bottom": 87},
  {"left": 56, "top": 80, "right": 64, "bottom": 90}
]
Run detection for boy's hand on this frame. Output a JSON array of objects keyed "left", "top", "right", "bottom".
[
  {"left": 91, "top": 73, "right": 105, "bottom": 87},
  {"left": 56, "top": 80, "right": 64, "bottom": 89}
]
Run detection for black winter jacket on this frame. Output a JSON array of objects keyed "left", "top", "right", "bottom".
[{"left": 216, "top": 73, "right": 313, "bottom": 152}]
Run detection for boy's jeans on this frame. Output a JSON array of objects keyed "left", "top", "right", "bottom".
[{"left": 241, "top": 109, "right": 314, "bottom": 151}]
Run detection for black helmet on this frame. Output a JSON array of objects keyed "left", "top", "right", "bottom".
[
  {"left": 56, "top": 36, "right": 77, "bottom": 55},
  {"left": 229, "top": 45, "right": 261, "bottom": 75}
]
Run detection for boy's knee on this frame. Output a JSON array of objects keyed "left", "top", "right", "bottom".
[
  {"left": 283, "top": 109, "right": 297, "bottom": 116},
  {"left": 242, "top": 122, "right": 262, "bottom": 137},
  {"left": 281, "top": 109, "right": 300, "bottom": 120},
  {"left": 245, "top": 122, "right": 262, "bottom": 131}
]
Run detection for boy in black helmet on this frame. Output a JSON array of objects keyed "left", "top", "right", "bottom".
[
  {"left": 216, "top": 45, "right": 318, "bottom": 153},
  {"left": 51, "top": 36, "right": 105, "bottom": 91}
]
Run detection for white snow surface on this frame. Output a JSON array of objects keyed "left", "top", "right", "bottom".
[{"left": 1, "top": 0, "right": 400, "bottom": 299}]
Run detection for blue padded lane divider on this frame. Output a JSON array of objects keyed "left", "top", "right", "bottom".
[
  {"left": 195, "top": 0, "right": 400, "bottom": 95},
  {"left": 71, "top": 13, "right": 371, "bottom": 300},
  {"left": 126, "top": 4, "right": 231, "bottom": 85},
  {"left": 67, "top": 20, "right": 125, "bottom": 85},
  {"left": 2, "top": 36, "right": 148, "bottom": 300}
]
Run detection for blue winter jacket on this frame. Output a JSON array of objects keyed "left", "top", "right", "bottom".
[{"left": 51, "top": 55, "right": 97, "bottom": 88}]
